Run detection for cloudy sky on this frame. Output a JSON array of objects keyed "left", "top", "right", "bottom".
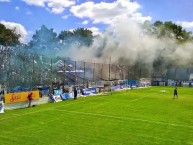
[{"left": 0, "top": 0, "right": 193, "bottom": 43}]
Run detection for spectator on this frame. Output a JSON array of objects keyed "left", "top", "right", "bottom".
[{"left": 74, "top": 87, "right": 77, "bottom": 100}]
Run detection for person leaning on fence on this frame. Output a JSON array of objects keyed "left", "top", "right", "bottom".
[
  {"left": 27, "top": 92, "right": 33, "bottom": 107},
  {"left": 173, "top": 87, "right": 178, "bottom": 99}
]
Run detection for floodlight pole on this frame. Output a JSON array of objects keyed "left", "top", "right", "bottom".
[
  {"left": 63, "top": 59, "right": 66, "bottom": 88},
  {"left": 101, "top": 63, "right": 103, "bottom": 80},
  {"left": 93, "top": 62, "right": 95, "bottom": 82},
  {"left": 50, "top": 58, "right": 53, "bottom": 82},
  {"left": 31, "top": 56, "right": 35, "bottom": 91},
  {"left": 109, "top": 56, "right": 111, "bottom": 81},
  {"left": 109, "top": 57, "right": 112, "bottom": 95},
  {"left": 83, "top": 61, "right": 85, "bottom": 87},
  {"left": 8, "top": 52, "right": 11, "bottom": 93},
  {"left": 74, "top": 61, "right": 76, "bottom": 86}
]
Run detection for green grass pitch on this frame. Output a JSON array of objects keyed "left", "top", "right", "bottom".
[{"left": 0, "top": 86, "right": 193, "bottom": 145}]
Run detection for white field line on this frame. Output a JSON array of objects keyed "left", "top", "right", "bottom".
[
  {"left": 51, "top": 109, "right": 193, "bottom": 129},
  {"left": 134, "top": 133, "right": 185, "bottom": 144},
  {"left": 0, "top": 89, "right": 170, "bottom": 123},
  {"left": 0, "top": 109, "right": 51, "bottom": 122},
  {"left": 129, "top": 92, "right": 156, "bottom": 102},
  {"left": 0, "top": 96, "right": 110, "bottom": 122},
  {"left": 98, "top": 92, "right": 158, "bottom": 102}
]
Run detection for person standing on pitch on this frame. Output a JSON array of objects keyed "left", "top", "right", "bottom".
[
  {"left": 173, "top": 87, "right": 178, "bottom": 99},
  {"left": 27, "top": 92, "right": 33, "bottom": 107}
]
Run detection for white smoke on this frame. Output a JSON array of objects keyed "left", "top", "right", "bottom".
[{"left": 60, "top": 17, "right": 193, "bottom": 73}]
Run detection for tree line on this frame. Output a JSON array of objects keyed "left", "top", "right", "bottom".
[
  {"left": 1, "top": 21, "right": 193, "bottom": 48},
  {"left": 142, "top": 20, "right": 193, "bottom": 43}
]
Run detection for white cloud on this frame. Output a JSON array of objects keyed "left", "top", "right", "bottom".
[
  {"left": 130, "top": 12, "right": 151, "bottom": 23},
  {"left": 0, "top": 0, "right": 10, "bottom": 2},
  {"left": 0, "top": 20, "right": 28, "bottom": 43},
  {"left": 82, "top": 20, "right": 89, "bottom": 25},
  {"left": 22, "top": 0, "right": 46, "bottom": 7},
  {"left": 62, "top": 15, "right": 69, "bottom": 19},
  {"left": 47, "top": 0, "right": 75, "bottom": 14},
  {"left": 22, "top": 0, "right": 76, "bottom": 14},
  {"left": 176, "top": 21, "right": 193, "bottom": 29},
  {"left": 15, "top": 6, "right": 20, "bottom": 11},
  {"left": 88, "top": 27, "right": 101, "bottom": 36},
  {"left": 70, "top": 0, "right": 151, "bottom": 24}
]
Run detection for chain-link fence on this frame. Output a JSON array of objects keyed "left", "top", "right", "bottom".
[{"left": 0, "top": 46, "right": 146, "bottom": 93}]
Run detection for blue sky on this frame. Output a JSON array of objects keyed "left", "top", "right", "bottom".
[{"left": 0, "top": 0, "right": 193, "bottom": 43}]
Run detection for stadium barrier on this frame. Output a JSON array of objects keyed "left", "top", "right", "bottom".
[
  {"left": 4, "top": 91, "right": 40, "bottom": 104},
  {"left": 4, "top": 95, "right": 49, "bottom": 110},
  {"left": 0, "top": 101, "right": 4, "bottom": 113},
  {"left": 60, "top": 93, "right": 74, "bottom": 100}
]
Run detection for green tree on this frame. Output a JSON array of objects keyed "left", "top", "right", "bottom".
[
  {"left": 0, "top": 23, "right": 20, "bottom": 46},
  {"left": 30, "top": 25, "right": 58, "bottom": 49},
  {"left": 142, "top": 20, "right": 193, "bottom": 43},
  {"left": 73, "top": 28, "right": 93, "bottom": 46},
  {"left": 152, "top": 21, "right": 193, "bottom": 42},
  {"left": 58, "top": 30, "right": 73, "bottom": 41},
  {"left": 58, "top": 28, "right": 93, "bottom": 47}
]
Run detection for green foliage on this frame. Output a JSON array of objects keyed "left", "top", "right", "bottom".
[
  {"left": 0, "top": 23, "right": 21, "bottom": 46},
  {"left": 58, "top": 27, "right": 93, "bottom": 47},
  {"left": 30, "top": 25, "right": 58, "bottom": 48},
  {"left": 142, "top": 20, "right": 193, "bottom": 43},
  {"left": 58, "top": 30, "right": 73, "bottom": 40},
  {"left": 29, "top": 25, "right": 94, "bottom": 54},
  {"left": 1, "top": 86, "right": 193, "bottom": 145}
]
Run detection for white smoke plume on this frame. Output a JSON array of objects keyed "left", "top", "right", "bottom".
[{"left": 59, "top": 16, "right": 193, "bottom": 77}]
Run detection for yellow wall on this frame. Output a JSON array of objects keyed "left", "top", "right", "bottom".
[{"left": 4, "top": 91, "right": 40, "bottom": 104}]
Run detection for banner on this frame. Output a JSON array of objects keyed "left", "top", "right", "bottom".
[
  {"left": 83, "top": 88, "right": 97, "bottom": 96},
  {"left": 111, "top": 85, "right": 121, "bottom": 90},
  {"left": 60, "top": 93, "right": 73, "bottom": 100},
  {"left": 128, "top": 80, "right": 137, "bottom": 87},
  {"left": 0, "top": 101, "right": 4, "bottom": 113},
  {"left": 48, "top": 94, "right": 62, "bottom": 102},
  {"left": 4, "top": 91, "right": 40, "bottom": 104},
  {"left": 53, "top": 94, "right": 62, "bottom": 102}
]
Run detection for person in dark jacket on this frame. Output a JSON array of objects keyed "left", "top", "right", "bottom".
[
  {"left": 173, "top": 87, "right": 178, "bottom": 99},
  {"left": 74, "top": 87, "right": 77, "bottom": 100}
]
